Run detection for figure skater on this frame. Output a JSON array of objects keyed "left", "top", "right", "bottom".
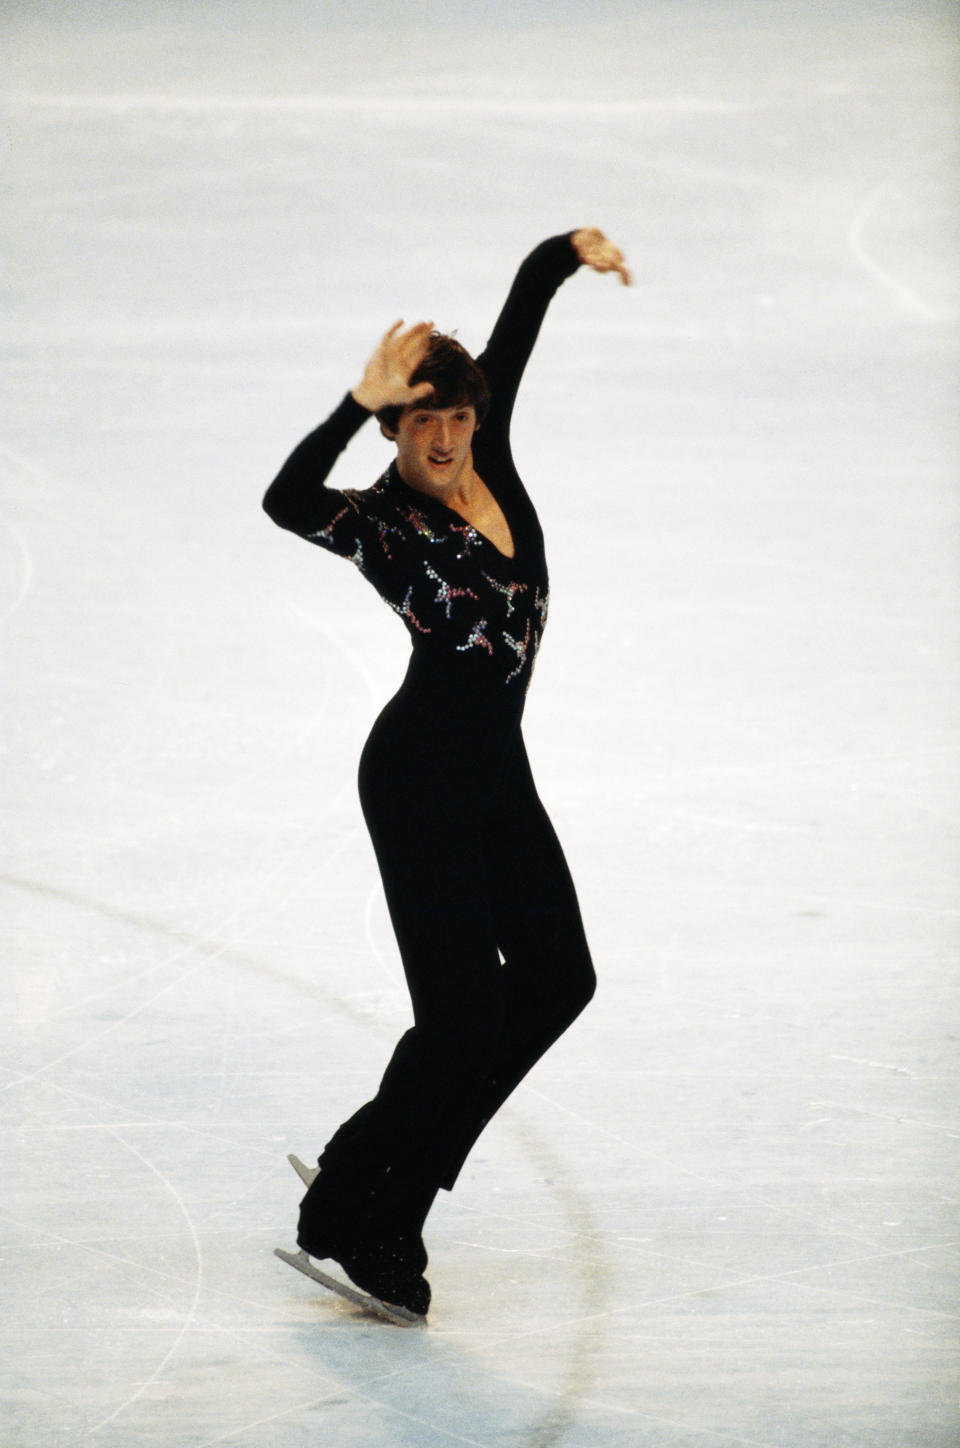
[{"left": 264, "top": 226, "right": 631, "bottom": 1317}]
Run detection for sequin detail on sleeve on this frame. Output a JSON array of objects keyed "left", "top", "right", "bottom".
[{"left": 307, "top": 504, "right": 352, "bottom": 547}]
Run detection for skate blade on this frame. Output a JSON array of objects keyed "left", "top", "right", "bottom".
[
  {"left": 287, "top": 1153, "right": 319, "bottom": 1188},
  {"left": 274, "top": 1247, "right": 425, "bottom": 1327}
]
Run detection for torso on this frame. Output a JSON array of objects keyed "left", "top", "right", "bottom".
[{"left": 342, "top": 461, "right": 548, "bottom": 701}]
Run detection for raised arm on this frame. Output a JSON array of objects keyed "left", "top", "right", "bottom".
[
  {"left": 262, "top": 322, "right": 435, "bottom": 539},
  {"left": 477, "top": 228, "right": 630, "bottom": 433},
  {"left": 263, "top": 233, "right": 629, "bottom": 539}
]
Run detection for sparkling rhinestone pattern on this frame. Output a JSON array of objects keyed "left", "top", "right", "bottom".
[{"left": 310, "top": 466, "right": 549, "bottom": 689}]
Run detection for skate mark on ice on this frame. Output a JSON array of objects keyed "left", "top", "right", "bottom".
[
  {"left": 518, "top": 1083, "right": 918, "bottom": 1256},
  {"left": 829, "top": 1053, "right": 916, "bottom": 1077},
  {"left": 292, "top": 600, "right": 406, "bottom": 992},
  {"left": 0, "top": 442, "right": 129, "bottom": 560},
  {"left": 523, "top": 1386, "right": 793, "bottom": 1448},
  {"left": 288, "top": 598, "right": 382, "bottom": 713},
  {"left": 478, "top": 1114, "right": 613, "bottom": 1448},
  {"left": 4, "top": 1195, "right": 440, "bottom": 1445},
  {"left": 0, "top": 824, "right": 366, "bottom": 1091},
  {"left": 192, "top": 1394, "right": 387, "bottom": 1448},
  {"left": 810, "top": 1098, "right": 960, "bottom": 1140},
  {"left": 847, "top": 159, "right": 952, "bottom": 322},
  {"left": 194, "top": 1388, "right": 492, "bottom": 1448},
  {"left": 0, "top": 506, "right": 34, "bottom": 629},
  {"left": 496, "top": 1228, "right": 960, "bottom": 1345},
  {"left": 83, "top": 1127, "right": 204, "bottom": 1435}
]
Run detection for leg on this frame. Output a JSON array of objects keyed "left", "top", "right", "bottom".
[
  {"left": 297, "top": 724, "right": 504, "bottom": 1308},
  {"left": 437, "top": 733, "right": 596, "bottom": 1187},
  {"left": 315, "top": 713, "right": 507, "bottom": 1195}
]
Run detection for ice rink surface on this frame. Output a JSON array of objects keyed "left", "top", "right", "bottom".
[{"left": 3, "top": 2, "right": 959, "bottom": 1444}]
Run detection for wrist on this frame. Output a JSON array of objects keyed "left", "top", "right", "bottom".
[{"left": 350, "top": 384, "right": 379, "bottom": 412}]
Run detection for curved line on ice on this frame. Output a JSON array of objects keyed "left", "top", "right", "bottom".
[
  {"left": 501, "top": 1118, "right": 613, "bottom": 1447},
  {"left": 0, "top": 831, "right": 362, "bottom": 1087},
  {"left": 287, "top": 598, "right": 384, "bottom": 714},
  {"left": 84, "top": 1129, "right": 204, "bottom": 1436},
  {"left": 0, "top": 507, "right": 35, "bottom": 628},
  {"left": 847, "top": 163, "right": 950, "bottom": 322}
]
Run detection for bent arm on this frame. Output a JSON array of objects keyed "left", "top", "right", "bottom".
[
  {"left": 262, "top": 392, "right": 370, "bottom": 541},
  {"left": 264, "top": 320, "right": 436, "bottom": 543}
]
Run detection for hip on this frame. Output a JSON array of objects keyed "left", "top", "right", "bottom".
[{"left": 358, "top": 681, "right": 529, "bottom": 810}]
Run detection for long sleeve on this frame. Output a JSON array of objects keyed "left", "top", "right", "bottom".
[
  {"left": 262, "top": 391, "right": 373, "bottom": 550},
  {"left": 476, "top": 233, "right": 580, "bottom": 437}
]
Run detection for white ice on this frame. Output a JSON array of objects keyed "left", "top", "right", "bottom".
[{"left": 2, "top": 2, "right": 959, "bottom": 1445}]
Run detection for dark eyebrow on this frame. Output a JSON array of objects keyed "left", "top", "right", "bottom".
[{"left": 412, "top": 403, "right": 473, "bottom": 415}]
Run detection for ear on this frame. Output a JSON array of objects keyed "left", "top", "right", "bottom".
[{"left": 379, "top": 422, "right": 398, "bottom": 440}]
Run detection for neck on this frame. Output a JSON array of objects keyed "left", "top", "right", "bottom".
[{"left": 397, "top": 453, "right": 478, "bottom": 508}]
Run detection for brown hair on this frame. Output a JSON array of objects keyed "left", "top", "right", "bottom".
[{"left": 377, "top": 331, "right": 490, "bottom": 434}]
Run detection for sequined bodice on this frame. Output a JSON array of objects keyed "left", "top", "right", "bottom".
[{"left": 310, "top": 463, "right": 549, "bottom": 693}]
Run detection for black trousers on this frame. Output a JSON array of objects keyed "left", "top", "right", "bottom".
[{"left": 322, "top": 701, "right": 596, "bottom": 1198}]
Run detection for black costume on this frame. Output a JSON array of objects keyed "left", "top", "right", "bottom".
[{"left": 264, "top": 233, "right": 596, "bottom": 1311}]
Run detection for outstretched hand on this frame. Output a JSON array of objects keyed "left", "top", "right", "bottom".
[
  {"left": 571, "top": 227, "right": 631, "bottom": 285},
  {"left": 352, "top": 320, "right": 437, "bottom": 413}
]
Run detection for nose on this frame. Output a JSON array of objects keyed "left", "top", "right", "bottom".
[{"left": 434, "top": 416, "right": 452, "bottom": 450}]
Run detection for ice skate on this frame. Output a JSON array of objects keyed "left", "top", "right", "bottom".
[
  {"left": 276, "top": 1151, "right": 431, "bottom": 1323},
  {"left": 274, "top": 1246, "right": 426, "bottom": 1327}
]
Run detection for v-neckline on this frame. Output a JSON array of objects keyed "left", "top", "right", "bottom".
[{"left": 393, "top": 466, "right": 518, "bottom": 562}]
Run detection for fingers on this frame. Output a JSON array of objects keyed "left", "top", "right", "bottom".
[
  {"left": 354, "top": 320, "right": 436, "bottom": 412},
  {"left": 589, "top": 244, "right": 632, "bottom": 286},
  {"left": 381, "top": 319, "right": 434, "bottom": 370},
  {"left": 571, "top": 228, "right": 632, "bottom": 286},
  {"left": 400, "top": 320, "right": 434, "bottom": 360},
  {"left": 587, "top": 248, "right": 631, "bottom": 285},
  {"left": 610, "top": 254, "right": 632, "bottom": 286},
  {"left": 387, "top": 319, "right": 432, "bottom": 343},
  {"left": 379, "top": 318, "right": 432, "bottom": 347}
]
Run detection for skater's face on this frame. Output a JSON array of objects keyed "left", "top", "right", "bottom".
[{"left": 386, "top": 403, "right": 478, "bottom": 498}]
